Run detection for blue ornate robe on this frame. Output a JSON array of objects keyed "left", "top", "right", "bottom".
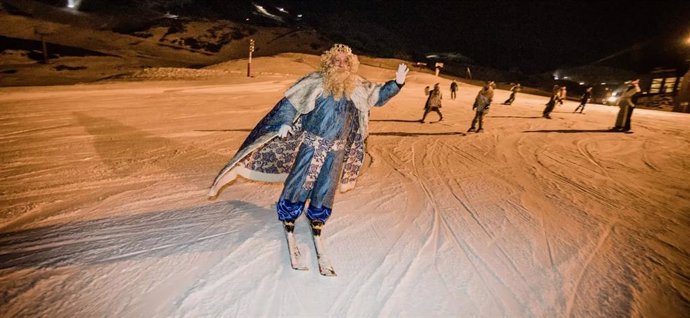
[{"left": 208, "top": 72, "right": 401, "bottom": 207}]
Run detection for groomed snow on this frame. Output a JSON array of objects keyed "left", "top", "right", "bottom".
[{"left": 1, "top": 56, "right": 688, "bottom": 317}]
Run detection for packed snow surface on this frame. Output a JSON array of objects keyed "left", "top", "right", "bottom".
[{"left": 1, "top": 57, "right": 688, "bottom": 317}]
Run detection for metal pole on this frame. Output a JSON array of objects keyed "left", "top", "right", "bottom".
[{"left": 247, "top": 39, "right": 255, "bottom": 77}]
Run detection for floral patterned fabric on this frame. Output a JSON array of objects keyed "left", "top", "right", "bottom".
[
  {"left": 239, "top": 121, "right": 304, "bottom": 174},
  {"left": 302, "top": 132, "right": 346, "bottom": 192},
  {"left": 340, "top": 129, "right": 365, "bottom": 189}
]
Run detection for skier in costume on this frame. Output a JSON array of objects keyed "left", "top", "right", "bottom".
[{"left": 207, "top": 44, "right": 408, "bottom": 273}]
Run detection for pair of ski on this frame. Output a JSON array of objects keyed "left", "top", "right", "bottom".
[{"left": 283, "top": 220, "right": 337, "bottom": 276}]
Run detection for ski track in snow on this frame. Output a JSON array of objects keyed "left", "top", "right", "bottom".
[{"left": 1, "top": 67, "right": 689, "bottom": 317}]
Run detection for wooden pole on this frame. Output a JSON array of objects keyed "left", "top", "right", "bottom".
[{"left": 40, "top": 34, "right": 48, "bottom": 64}]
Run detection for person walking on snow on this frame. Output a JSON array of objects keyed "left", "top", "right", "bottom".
[
  {"left": 573, "top": 87, "right": 592, "bottom": 113},
  {"left": 450, "top": 80, "right": 458, "bottom": 100},
  {"left": 207, "top": 44, "right": 408, "bottom": 274},
  {"left": 468, "top": 81, "right": 494, "bottom": 132},
  {"left": 503, "top": 83, "right": 521, "bottom": 105},
  {"left": 421, "top": 83, "right": 443, "bottom": 122}
]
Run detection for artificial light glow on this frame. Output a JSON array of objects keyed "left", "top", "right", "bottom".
[
  {"left": 579, "top": 82, "right": 585, "bottom": 85},
  {"left": 601, "top": 82, "right": 607, "bottom": 85},
  {"left": 563, "top": 76, "right": 569, "bottom": 79},
  {"left": 277, "top": 7, "right": 288, "bottom": 13},
  {"left": 253, "top": 3, "right": 284, "bottom": 22},
  {"left": 607, "top": 96, "right": 618, "bottom": 103},
  {"left": 67, "top": 0, "right": 82, "bottom": 9}
]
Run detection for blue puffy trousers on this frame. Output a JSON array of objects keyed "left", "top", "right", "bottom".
[
  {"left": 276, "top": 199, "right": 332, "bottom": 223},
  {"left": 306, "top": 205, "right": 332, "bottom": 223},
  {"left": 277, "top": 199, "right": 305, "bottom": 221}
]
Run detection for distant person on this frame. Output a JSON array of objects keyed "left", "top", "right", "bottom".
[
  {"left": 557, "top": 86, "right": 567, "bottom": 105},
  {"left": 613, "top": 79, "right": 641, "bottom": 132},
  {"left": 421, "top": 83, "right": 443, "bottom": 122},
  {"left": 468, "top": 81, "right": 495, "bottom": 132},
  {"left": 450, "top": 80, "right": 458, "bottom": 100},
  {"left": 573, "top": 87, "right": 592, "bottom": 113},
  {"left": 542, "top": 85, "right": 560, "bottom": 119},
  {"left": 424, "top": 85, "right": 430, "bottom": 96},
  {"left": 503, "top": 83, "right": 521, "bottom": 105}
]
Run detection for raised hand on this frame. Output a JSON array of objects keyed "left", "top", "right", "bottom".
[{"left": 396, "top": 63, "right": 409, "bottom": 85}]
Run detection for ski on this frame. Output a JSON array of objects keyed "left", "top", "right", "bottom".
[
  {"left": 310, "top": 221, "right": 337, "bottom": 277},
  {"left": 283, "top": 221, "right": 308, "bottom": 271}
]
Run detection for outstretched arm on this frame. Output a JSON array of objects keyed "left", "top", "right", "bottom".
[{"left": 373, "top": 63, "right": 408, "bottom": 107}]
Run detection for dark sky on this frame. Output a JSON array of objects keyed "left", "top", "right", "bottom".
[
  {"left": 284, "top": 0, "right": 690, "bottom": 73},
  {"left": 72, "top": 0, "right": 690, "bottom": 73}
]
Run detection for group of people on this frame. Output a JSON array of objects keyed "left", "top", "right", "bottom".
[
  {"left": 542, "top": 81, "right": 640, "bottom": 132},
  {"left": 420, "top": 80, "right": 498, "bottom": 133},
  {"left": 422, "top": 78, "right": 641, "bottom": 134},
  {"left": 207, "top": 43, "right": 643, "bottom": 271}
]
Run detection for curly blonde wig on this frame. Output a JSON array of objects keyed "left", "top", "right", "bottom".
[{"left": 319, "top": 44, "right": 360, "bottom": 100}]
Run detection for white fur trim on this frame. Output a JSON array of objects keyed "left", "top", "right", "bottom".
[
  {"left": 208, "top": 165, "right": 288, "bottom": 198},
  {"left": 236, "top": 166, "right": 288, "bottom": 183},
  {"left": 339, "top": 181, "right": 357, "bottom": 193}
]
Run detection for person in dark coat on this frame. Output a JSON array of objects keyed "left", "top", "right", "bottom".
[
  {"left": 573, "top": 87, "right": 592, "bottom": 113},
  {"left": 421, "top": 83, "right": 443, "bottom": 122},
  {"left": 542, "top": 85, "right": 560, "bottom": 119},
  {"left": 450, "top": 80, "right": 458, "bottom": 100},
  {"left": 503, "top": 83, "right": 521, "bottom": 105}
]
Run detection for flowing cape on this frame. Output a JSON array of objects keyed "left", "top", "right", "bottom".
[{"left": 208, "top": 72, "right": 382, "bottom": 197}]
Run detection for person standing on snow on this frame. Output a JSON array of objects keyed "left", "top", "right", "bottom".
[
  {"left": 421, "top": 83, "right": 443, "bottom": 122},
  {"left": 450, "top": 80, "right": 459, "bottom": 100},
  {"left": 207, "top": 44, "right": 408, "bottom": 275},
  {"left": 468, "top": 81, "right": 494, "bottom": 132},
  {"left": 613, "top": 79, "right": 641, "bottom": 132}
]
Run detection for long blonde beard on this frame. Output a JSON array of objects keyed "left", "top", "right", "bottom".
[{"left": 323, "top": 69, "right": 357, "bottom": 101}]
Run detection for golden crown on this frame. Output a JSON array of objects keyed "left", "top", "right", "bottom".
[{"left": 329, "top": 43, "right": 352, "bottom": 54}]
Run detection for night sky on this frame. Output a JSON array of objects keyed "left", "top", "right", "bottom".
[
  {"left": 288, "top": 0, "right": 690, "bottom": 73},
  {"left": 56, "top": 0, "right": 690, "bottom": 73}
]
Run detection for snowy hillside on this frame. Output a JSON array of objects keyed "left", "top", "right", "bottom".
[
  {"left": 0, "top": 9, "right": 329, "bottom": 86},
  {"left": 0, "top": 55, "right": 689, "bottom": 317}
]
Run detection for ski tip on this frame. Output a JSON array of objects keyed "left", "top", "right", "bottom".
[{"left": 319, "top": 267, "right": 337, "bottom": 277}]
